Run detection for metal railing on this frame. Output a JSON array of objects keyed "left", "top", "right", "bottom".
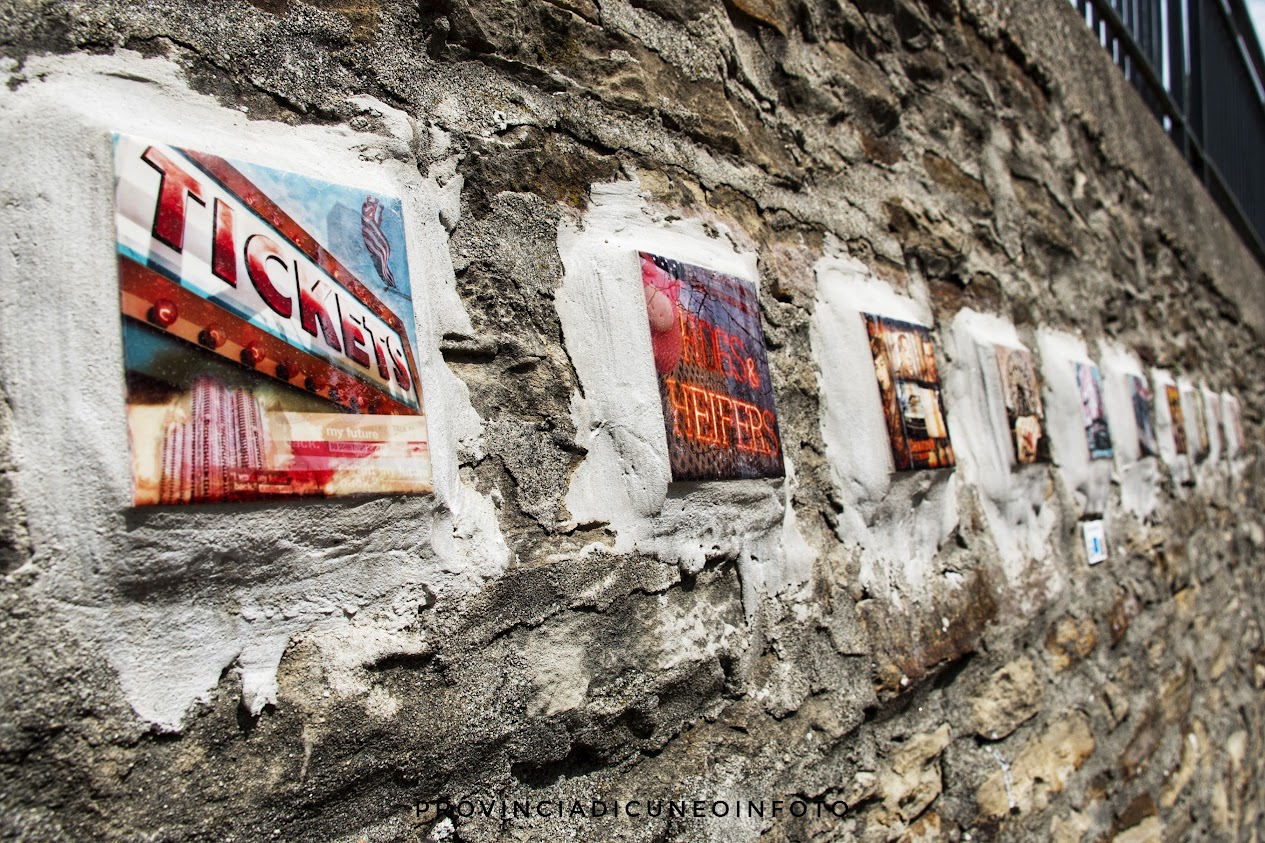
[{"left": 1074, "top": 0, "right": 1265, "bottom": 268}]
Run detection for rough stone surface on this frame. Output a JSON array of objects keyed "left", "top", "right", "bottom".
[
  {"left": 969, "top": 657, "right": 1042, "bottom": 740},
  {"left": 1045, "top": 614, "right": 1101, "bottom": 673},
  {"left": 0, "top": 0, "right": 1264, "bottom": 841},
  {"left": 976, "top": 712, "right": 1095, "bottom": 820},
  {"left": 869, "top": 724, "right": 952, "bottom": 839}
]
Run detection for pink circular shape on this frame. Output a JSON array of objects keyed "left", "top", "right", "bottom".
[{"left": 641, "top": 256, "right": 683, "bottom": 375}]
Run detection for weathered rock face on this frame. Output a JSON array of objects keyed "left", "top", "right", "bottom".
[
  {"left": 2, "top": 0, "right": 1265, "bottom": 841},
  {"left": 968, "top": 657, "right": 1042, "bottom": 740}
]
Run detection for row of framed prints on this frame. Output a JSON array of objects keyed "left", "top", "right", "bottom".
[
  {"left": 640, "top": 250, "right": 961, "bottom": 481},
  {"left": 991, "top": 344, "right": 1241, "bottom": 469},
  {"left": 640, "top": 251, "right": 1243, "bottom": 483},
  {"left": 111, "top": 133, "right": 1242, "bottom": 506}
]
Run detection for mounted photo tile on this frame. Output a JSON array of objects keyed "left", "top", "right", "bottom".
[
  {"left": 1098, "top": 348, "right": 1160, "bottom": 518},
  {"left": 1223, "top": 394, "right": 1245, "bottom": 456},
  {"left": 994, "top": 344, "right": 1049, "bottom": 465},
  {"left": 1206, "top": 391, "right": 1223, "bottom": 460},
  {"left": 114, "top": 134, "right": 432, "bottom": 505},
  {"left": 864, "top": 315, "right": 955, "bottom": 471},
  {"left": 1166, "top": 384, "right": 1188, "bottom": 455},
  {"left": 1128, "top": 373, "right": 1158, "bottom": 458},
  {"left": 1187, "top": 387, "right": 1211, "bottom": 462},
  {"left": 639, "top": 252, "right": 784, "bottom": 481},
  {"left": 1075, "top": 362, "right": 1113, "bottom": 460}
]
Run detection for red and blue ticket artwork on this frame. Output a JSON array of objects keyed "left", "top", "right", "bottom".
[
  {"left": 113, "top": 134, "right": 431, "bottom": 505},
  {"left": 639, "top": 252, "right": 784, "bottom": 482}
]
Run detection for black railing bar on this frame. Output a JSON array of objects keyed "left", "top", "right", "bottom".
[
  {"left": 1216, "top": 0, "right": 1265, "bottom": 103},
  {"left": 1085, "top": 0, "right": 1265, "bottom": 266},
  {"left": 1192, "top": 139, "right": 1265, "bottom": 266},
  {"left": 1087, "top": 0, "right": 1189, "bottom": 125},
  {"left": 1165, "top": 0, "right": 1185, "bottom": 111},
  {"left": 1217, "top": 0, "right": 1265, "bottom": 103},
  {"left": 1236, "top": 32, "right": 1265, "bottom": 102}
]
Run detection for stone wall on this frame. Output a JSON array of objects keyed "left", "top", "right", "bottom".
[{"left": 2, "top": 0, "right": 1264, "bottom": 841}]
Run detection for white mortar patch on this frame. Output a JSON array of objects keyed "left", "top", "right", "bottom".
[
  {"left": 810, "top": 256, "right": 958, "bottom": 605},
  {"left": 555, "top": 178, "right": 815, "bottom": 616},
  {"left": 945, "top": 310, "right": 1055, "bottom": 584},
  {"left": 1098, "top": 343, "right": 1160, "bottom": 517},
  {"left": 1036, "top": 330, "right": 1113, "bottom": 517},
  {"left": 1151, "top": 368, "right": 1192, "bottom": 489},
  {"left": 0, "top": 53, "right": 508, "bottom": 730}
]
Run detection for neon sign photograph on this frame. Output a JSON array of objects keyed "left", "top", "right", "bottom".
[{"left": 639, "top": 252, "right": 784, "bottom": 482}]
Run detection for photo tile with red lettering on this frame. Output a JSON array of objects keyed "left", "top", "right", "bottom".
[
  {"left": 639, "top": 251, "right": 784, "bottom": 481},
  {"left": 113, "top": 134, "right": 432, "bottom": 505},
  {"left": 1075, "top": 362, "right": 1113, "bottom": 460},
  {"left": 863, "top": 315, "right": 956, "bottom": 472},
  {"left": 994, "top": 344, "right": 1049, "bottom": 465}
]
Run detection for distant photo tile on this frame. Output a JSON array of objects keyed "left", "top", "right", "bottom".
[
  {"left": 1166, "top": 384, "right": 1187, "bottom": 455},
  {"left": 1075, "top": 362, "right": 1113, "bottom": 460},
  {"left": 995, "top": 344, "right": 1049, "bottom": 465},
  {"left": 1224, "top": 394, "right": 1245, "bottom": 454},
  {"left": 1128, "top": 373, "right": 1158, "bottom": 458},
  {"left": 1190, "top": 388, "right": 1211, "bottom": 462},
  {"left": 1207, "top": 392, "right": 1223, "bottom": 459}
]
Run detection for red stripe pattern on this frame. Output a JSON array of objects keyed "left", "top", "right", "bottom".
[{"left": 361, "top": 196, "right": 397, "bottom": 289}]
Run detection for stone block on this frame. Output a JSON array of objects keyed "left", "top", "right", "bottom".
[
  {"left": 1121, "top": 709, "right": 1163, "bottom": 782},
  {"left": 977, "top": 712, "right": 1095, "bottom": 819},
  {"left": 969, "top": 656, "right": 1043, "bottom": 740},
  {"left": 1046, "top": 616, "right": 1098, "bottom": 673},
  {"left": 897, "top": 809, "right": 943, "bottom": 843},
  {"left": 1111, "top": 816, "right": 1161, "bottom": 843},
  {"left": 1050, "top": 809, "right": 1093, "bottom": 843},
  {"left": 1160, "top": 720, "right": 1205, "bottom": 808},
  {"left": 870, "top": 724, "right": 952, "bottom": 834},
  {"left": 725, "top": 0, "right": 794, "bottom": 33}
]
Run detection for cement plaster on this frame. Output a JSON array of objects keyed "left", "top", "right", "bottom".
[
  {"left": 555, "top": 177, "right": 815, "bottom": 615},
  {"left": 945, "top": 310, "right": 1055, "bottom": 584},
  {"left": 0, "top": 53, "right": 508, "bottom": 729},
  {"left": 810, "top": 255, "right": 958, "bottom": 605}
]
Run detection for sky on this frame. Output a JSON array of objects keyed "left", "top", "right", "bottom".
[
  {"left": 227, "top": 156, "right": 420, "bottom": 357},
  {"left": 1252, "top": 0, "right": 1265, "bottom": 54}
]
